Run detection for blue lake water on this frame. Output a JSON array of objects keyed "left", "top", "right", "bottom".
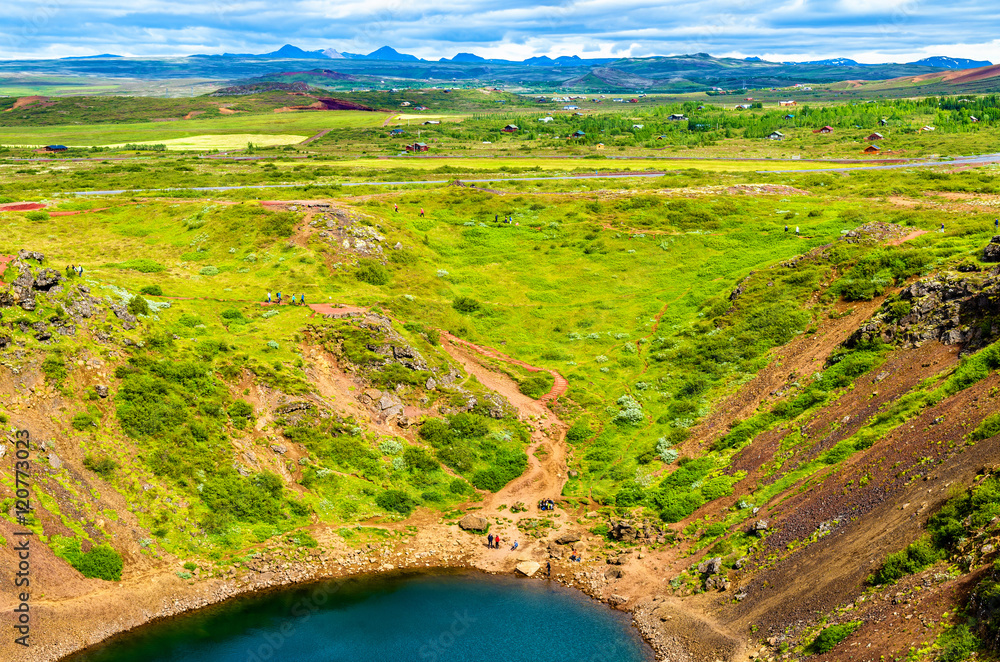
[{"left": 66, "top": 570, "right": 655, "bottom": 662}]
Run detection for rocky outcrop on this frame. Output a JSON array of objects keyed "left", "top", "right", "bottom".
[
  {"left": 109, "top": 303, "right": 137, "bottom": 330},
  {"left": 608, "top": 519, "right": 666, "bottom": 544},
  {"left": 554, "top": 531, "right": 581, "bottom": 545},
  {"left": 33, "top": 268, "right": 62, "bottom": 291},
  {"left": 11, "top": 264, "right": 36, "bottom": 310},
  {"left": 984, "top": 236, "right": 1000, "bottom": 262},
  {"left": 848, "top": 270, "right": 1000, "bottom": 353},
  {"left": 698, "top": 556, "right": 723, "bottom": 575}
]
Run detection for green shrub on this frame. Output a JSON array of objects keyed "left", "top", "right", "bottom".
[
  {"left": 41, "top": 354, "right": 67, "bottom": 385},
  {"left": 139, "top": 284, "right": 163, "bottom": 296},
  {"left": 806, "top": 622, "right": 861, "bottom": 655},
  {"left": 970, "top": 413, "right": 1000, "bottom": 441},
  {"left": 199, "top": 266, "right": 219, "bottom": 276},
  {"left": 128, "top": 296, "right": 150, "bottom": 317},
  {"left": 229, "top": 400, "right": 254, "bottom": 429},
  {"left": 566, "top": 419, "right": 592, "bottom": 444},
  {"left": 287, "top": 531, "right": 319, "bottom": 548},
  {"left": 25, "top": 210, "right": 49, "bottom": 221},
  {"left": 452, "top": 296, "right": 481, "bottom": 313},
  {"left": 116, "top": 258, "right": 165, "bottom": 273},
  {"left": 355, "top": 259, "right": 390, "bottom": 285},
  {"left": 51, "top": 536, "right": 123, "bottom": 581},
  {"left": 936, "top": 624, "right": 980, "bottom": 662},
  {"left": 83, "top": 455, "right": 117, "bottom": 476},
  {"left": 869, "top": 539, "right": 942, "bottom": 585},
  {"left": 518, "top": 374, "right": 553, "bottom": 399},
  {"left": 71, "top": 412, "right": 96, "bottom": 431},
  {"left": 376, "top": 489, "right": 416, "bottom": 514}
]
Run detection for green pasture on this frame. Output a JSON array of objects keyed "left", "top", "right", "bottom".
[{"left": 0, "top": 111, "right": 390, "bottom": 147}]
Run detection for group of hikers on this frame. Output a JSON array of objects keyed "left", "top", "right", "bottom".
[
  {"left": 486, "top": 533, "right": 518, "bottom": 550},
  {"left": 494, "top": 214, "right": 515, "bottom": 224},
  {"left": 266, "top": 292, "right": 305, "bottom": 305},
  {"left": 65, "top": 265, "right": 84, "bottom": 277},
  {"left": 538, "top": 499, "right": 556, "bottom": 511}
]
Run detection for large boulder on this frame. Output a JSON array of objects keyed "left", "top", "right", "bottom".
[
  {"left": 458, "top": 514, "right": 488, "bottom": 532},
  {"left": 698, "top": 556, "right": 723, "bottom": 575},
  {"left": 516, "top": 561, "right": 541, "bottom": 577},
  {"left": 984, "top": 236, "right": 1000, "bottom": 262},
  {"left": 12, "top": 265, "right": 36, "bottom": 311},
  {"left": 32, "top": 268, "right": 62, "bottom": 291},
  {"left": 554, "top": 531, "right": 581, "bottom": 545}
]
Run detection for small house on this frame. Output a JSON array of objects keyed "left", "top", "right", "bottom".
[
  {"left": 767, "top": 131, "right": 785, "bottom": 141},
  {"left": 970, "top": 116, "right": 980, "bottom": 123},
  {"left": 562, "top": 105, "right": 579, "bottom": 110},
  {"left": 389, "top": 129, "right": 404, "bottom": 136},
  {"left": 667, "top": 114, "right": 687, "bottom": 121},
  {"left": 538, "top": 116, "right": 554, "bottom": 123},
  {"left": 632, "top": 124, "right": 644, "bottom": 129},
  {"left": 400, "top": 101, "right": 411, "bottom": 107},
  {"left": 921, "top": 125, "right": 936, "bottom": 132},
  {"left": 502, "top": 124, "right": 519, "bottom": 133},
  {"left": 816, "top": 126, "right": 834, "bottom": 134},
  {"left": 736, "top": 104, "right": 752, "bottom": 110},
  {"left": 414, "top": 105, "right": 428, "bottom": 111},
  {"left": 595, "top": 143, "right": 605, "bottom": 150},
  {"left": 778, "top": 100, "right": 797, "bottom": 106},
  {"left": 783, "top": 114, "right": 795, "bottom": 120},
  {"left": 571, "top": 130, "right": 586, "bottom": 138},
  {"left": 878, "top": 118, "right": 889, "bottom": 126},
  {"left": 864, "top": 144, "right": 881, "bottom": 154},
  {"left": 405, "top": 142, "right": 429, "bottom": 152},
  {"left": 866, "top": 132, "right": 884, "bottom": 141},
  {"left": 628, "top": 98, "right": 639, "bottom": 103},
  {"left": 422, "top": 120, "right": 440, "bottom": 125},
  {"left": 44, "top": 145, "right": 68, "bottom": 152}
]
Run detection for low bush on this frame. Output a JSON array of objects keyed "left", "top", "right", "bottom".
[
  {"left": 139, "top": 284, "right": 163, "bottom": 296},
  {"left": 452, "top": 296, "right": 481, "bottom": 313},
  {"left": 869, "top": 539, "right": 942, "bottom": 585},
  {"left": 355, "top": 259, "right": 390, "bottom": 285},
  {"left": 128, "top": 296, "right": 150, "bottom": 317},
  {"left": 376, "top": 489, "right": 416, "bottom": 515},
  {"left": 806, "top": 622, "right": 861, "bottom": 655}
]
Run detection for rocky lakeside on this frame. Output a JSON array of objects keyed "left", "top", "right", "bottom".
[{"left": 37, "top": 521, "right": 673, "bottom": 662}]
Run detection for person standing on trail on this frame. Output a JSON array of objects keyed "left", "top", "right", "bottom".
[
  {"left": 784, "top": 224, "right": 788, "bottom": 233},
  {"left": 488, "top": 533, "right": 494, "bottom": 549},
  {"left": 795, "top": 226, "right": 799, "bottom": 235},
  {"left": 267, "top": 292, "right": 272, "bottom": 304},
  {"left": 419, "top": 208, "right": 425, "bottom": 217},
  {"left": 277, "top": 291, "right": 282, "bottom": 304},
  {"left": 995, "top": 218, "right": 998, "bottom": 232},
  {"left": 394, "top": 203, "right": 398, "bottom": 213},
  {"left": 547, "top": 560, "right": 551, "bottom": 577},
  {"left": 301, "top": 294, "right": 305, "bottom": 305},
  {"left": 494, "top": 535, "right": 500, "bottom": 549},
  {"left": 495, "top": 214, "right": 498, "bottom": 223},
  {"left": 941, "top": 222, "right": 945, "bottom": 233},
  {"left": 78, "top": 266, "right": 83, "bottom": 276}
]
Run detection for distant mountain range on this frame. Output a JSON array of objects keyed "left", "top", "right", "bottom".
[
  {"left": 785, "top": 55, "right": 992, "bottom": 69},
  {"left": 186, "top": 44, "right": 992, "bottom": 69}
]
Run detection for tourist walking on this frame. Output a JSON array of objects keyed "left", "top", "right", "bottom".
[
  {"left": 488, "top": 533, "right": 494, "bottom": 548},
  {"left": 547, "top": 560, "right": 551, "bottom": 577},
  {"left": 301, "top": 294, "right": 305, "bottom": 305},
  {"left": 77, "top": 266, "right": 84, "bottom": 276},
  {"left": 419, "top": 208, "right": 425, "bottom": 217},
  {"left": 277, "top": 291, "right": 282, "bottom": 304},
  {"left": 795, "top": 226, "right": 799, "bottom": 235},
  {"left": 394, "top": 203, "right": 398, "bottom": 213},
  {"left": 267, "top": 292, "right": 272, "bottom": 303},
  {"left": 494, "top": 535, "right": 500, "bottom": 549}
]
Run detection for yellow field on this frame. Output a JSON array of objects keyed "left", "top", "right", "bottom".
[{"left": 104, "top": 133, "right": 310, "bottom": 150}]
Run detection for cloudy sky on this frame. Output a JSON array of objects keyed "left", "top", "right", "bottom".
[{"left": 1, "top": 0, "right": 998, "bottom": 63}]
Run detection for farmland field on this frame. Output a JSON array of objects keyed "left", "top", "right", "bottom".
[{"left": 0, "top": 110, "right": 391, "bottom": 147}]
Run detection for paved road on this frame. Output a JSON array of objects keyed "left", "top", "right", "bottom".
[{"left": 55, "top": 152, "right": 1000, "bottom": 196}]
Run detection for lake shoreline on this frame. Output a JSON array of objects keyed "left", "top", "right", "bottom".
[{"left": 38, "top": 531, "right": 668, "bottom": 662}]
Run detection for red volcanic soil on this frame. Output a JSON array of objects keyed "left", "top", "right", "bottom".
[{"left": 0, "top": 202, "right": 45, "bottom": 212}]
